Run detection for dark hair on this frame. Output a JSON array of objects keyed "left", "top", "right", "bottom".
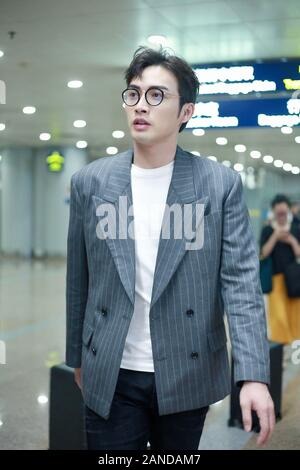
[
  {"left": 124, "top": 46, "right": 199, "bottom": 132},
  {"left": 271, "top": 194, "right": 291, "bottom": 208}
]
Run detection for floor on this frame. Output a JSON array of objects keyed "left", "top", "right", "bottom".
[{"left": 0, "top": 258, "right": 299, "bottom": 450}]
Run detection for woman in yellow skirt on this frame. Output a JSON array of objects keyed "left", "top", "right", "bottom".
[{"left": 260, "top": 195, "right": 300, "bottom": 344}]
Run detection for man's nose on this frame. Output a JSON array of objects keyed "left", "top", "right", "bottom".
[{"left": 135, "top": 92, "right": 149, "bottom": 113}]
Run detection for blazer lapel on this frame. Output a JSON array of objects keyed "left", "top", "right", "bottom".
[{"left": 93, "top": 150, "right": 136, "bottom": 305}]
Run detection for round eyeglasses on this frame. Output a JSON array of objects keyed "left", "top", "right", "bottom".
[{"left": 122, "top": 87, "right": 179, "bottom": 107}]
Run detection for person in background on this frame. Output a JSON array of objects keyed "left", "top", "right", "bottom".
[
  {"left": 260, "top": 194, "right": 300, "bottom": 344},
  {"left": 291, "top": 201, "right": 300, "bottom": 225}
]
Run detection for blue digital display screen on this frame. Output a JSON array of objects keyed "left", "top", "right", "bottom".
[{"left": 188, "top": 59, "right": 300, "bottom": 128}]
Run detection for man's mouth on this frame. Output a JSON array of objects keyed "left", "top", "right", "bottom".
[{"left": 133, "top": 118, "right": 151, "bottom": 130}]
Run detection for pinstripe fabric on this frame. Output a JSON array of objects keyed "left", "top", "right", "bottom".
[{"left": 66, "top": 145, "right": 270, "bottom": 419}]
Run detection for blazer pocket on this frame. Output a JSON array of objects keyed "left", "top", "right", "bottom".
[
  {"left": 207, "top": 325, "right": 227, "bottom": 352},
  {"left": 82, "top": 322, "right": 94, "bottom": 347}
]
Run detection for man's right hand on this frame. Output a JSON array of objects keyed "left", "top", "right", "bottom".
[{"left": 74, "top": 367, "right": 82, "bottom": 389}]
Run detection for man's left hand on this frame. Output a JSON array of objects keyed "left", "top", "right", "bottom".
[{"left": 240, "top": 381, "right": 275, "bottom": 446}]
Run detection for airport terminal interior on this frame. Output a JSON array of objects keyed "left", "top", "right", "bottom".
[{"left": 0, "top": 0, "right": 300, "bottom": 450}]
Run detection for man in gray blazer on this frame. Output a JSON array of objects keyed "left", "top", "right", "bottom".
[{"left": 66, "top": 47, "right": 275, "bottom": 450}]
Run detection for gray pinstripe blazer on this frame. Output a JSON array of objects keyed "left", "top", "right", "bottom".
[{"left": 66, "top": 145, "right": 270, "bottom": 419}]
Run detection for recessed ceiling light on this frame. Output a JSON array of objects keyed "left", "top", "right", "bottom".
[
  {"left": 234, "top": 144, "right": 246, "bottom": 153},
  {"left": 192, "top": 128, "right": 205, "bottom": 136},
  {"left": 274, "top": 159, "right": 283, "bottom": 168},
  {"left": 0, "top": 50, "right": 4, "bottom": 58},
  {"left": 106, "top": 146, "right": 118, "bottom": 155},
  {"left": 37, "top": 395, "right": 48, "bottom": 405},
  {"left": 281, "top": 126, "right": 293, "bottom": 135},
  {"left": 234, "top": 163, "right": 244, "bottom": 172},
  {"left": 283, "top": 163, "right": 292, "bottom": 171},
  {"left": 73, "top": 120, "right": 86, "bottom": 128},
  {"left": 292, "top": 166, "right": 300, "bottom": 174},
  {"left": 39, "top": 132, "right": 51, "bottom": 141},
  {"left": 147, "top": 35, "right": 167, "bottom": 46},
  {"left": 0, "top": 420, "right": 3, "bottom": 426},
  {"left": 263, "top": 155, "right": 273, "bottom": 164},
  {"left": 67, "top": 80, "right": 83, "bottom": 89},
  {"left": 222, "top": 160, "right": 231, "bottom": 167},
  {"left": 191, "top": 151, "right": 200, "bottom": 156},
  {"left": 250, "top": 150, "right": 261, "bottom": 159},
  {"left": 23, "top": 106, "right": 36, "bottom": 114},
  {"left": 0, "top": 155, "right": 2, "bottom": 162},
  {"left": 208, "top": 156, "right": 217, "bottom": 161},
  {"left": 112, "top": 130, "right": 125, "bottom": 139},
  {"left": 76, "top": 140, "right": 88, "bottom": 149},
  {"left": 295, "top": 136, "right": 300, "bottom": 144},
  {"left": 216, "top": 137, "right": 228, "bottom": 145},
  {"left": 0, "top": 123, "right": 6, "bottom": 131}
]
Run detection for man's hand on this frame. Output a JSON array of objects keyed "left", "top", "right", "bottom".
[
  {"left": 240, "top": 381, "right": 275, "bottom": 446},
  {"left": 74, "top": 367, "right": 82, "bottom": 390}
]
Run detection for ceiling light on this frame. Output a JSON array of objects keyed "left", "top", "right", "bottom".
[
  {"left": 37, "top": 395, "right": 48, "bottom": 405},
  {"left": 73, "top": 120, "right": 86, "bottom": 128},
  {"left": 192, "top": 128, "right": 205, "bottom": 136},
  {"left": 295, "top": 136, "right": 300, "bottom": 144},
  {"left": 263, "top": 155, "right": 273, "bottom": 163},
  {"left": 234, "top": 144, "right": 246, "bottom": 153},
  {"left": 283, "top": 163, "right": 292, "bottom": 171},
  {"left": 112, "top": 130, "right": 125, "bottom": 139},
  {"left": 0, "top": 123, "right": 5, "bottom": 131},
  {"left": 191, "top": 151, "right": 200, "bottom": 156},
  {"left": 0, "top": 50, "right": 4, "bottom": 58},
  {"left": 234, "top": 163, "right": 244, "bottom": 172},
  {"left": 76, "top": 140, "right": 88, "bottom": 149},
  {"left": 222, "top": 160, "right": 231, "bottom": 167},
  {"left": 281, "top": 126, "right": 293, "bottom": 135},
  {"left": 0, "top": 420, "right": 3, "bottom": 426},
  {"left": 216, "top": 137, "right": 228, "bottom": 145},
  {"left": 208, "top": 156, "right": 217, "bottom": 161},
  {"left": 292, "top": 166, "right": 300, "bottom": 174},
  {"left": 106, "top": 146, "right": 118, "bottom": 155},
  {"left": 274, "top": 159, "right": 283, "bottom": 168},
  {"left": 39, "top": 132, "right": 51, "bottom": 141},
  {"left": 250, "top": 150, "right": 261, "bottom": 159},
  {"left": 23, "top": 106, "right": 36, "bottom": 114},
  {"left": 147, "top": 35, "right": 167, "bottom": 46},
  {"left": 67, "top": 80, "right": 83, "bottom": 89}
]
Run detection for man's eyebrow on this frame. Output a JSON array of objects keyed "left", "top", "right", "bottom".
[{"left": 129, "top": 84, "right": 170, "bottom": 91}]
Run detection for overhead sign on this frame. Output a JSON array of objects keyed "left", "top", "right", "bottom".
[
  {"left": 193, "top": 60, "right": 300, "bottom": 96},
  {"left": 186, "top": 97, "right": 300, "bottom": 129},
  {"left": 190, "top": 59, "right": 300, "bottom": 129}
]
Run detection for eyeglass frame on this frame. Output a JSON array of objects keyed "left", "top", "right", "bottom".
[{"left": 122, "top": 86, "right": 181, "bottom": 107}]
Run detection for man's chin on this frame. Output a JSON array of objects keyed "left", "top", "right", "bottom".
[{"left": 131, "top": 132, "right": 155, "bottom": 145}]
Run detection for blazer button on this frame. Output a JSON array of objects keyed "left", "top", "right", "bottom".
[
  {"left": 91, "top": 346, "right": 97, "bottom": 355},
  {"left": 101, "top": 307, "right": 108, "bottom": 316},
  {"left": 186, "top": 309, "right": 194, "bottom": 317},
  {"left": 191, "top": 352, "right": 198, "bottom": 359}
]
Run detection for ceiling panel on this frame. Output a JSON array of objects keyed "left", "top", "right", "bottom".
[{"left": 154, "top": 1, "right": 241, "bottom": 28}]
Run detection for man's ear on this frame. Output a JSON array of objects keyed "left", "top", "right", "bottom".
[{"left": 180, "top": 103, "right": 195, "bottom": 124}]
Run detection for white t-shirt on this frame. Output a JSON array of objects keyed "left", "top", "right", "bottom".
[{"left": 120, "top": 159, "right": 174, "bottom": 372}]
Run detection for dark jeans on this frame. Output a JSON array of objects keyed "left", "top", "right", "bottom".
[{"left": 84, "top": 368, "right": 209, "bottom": 451}]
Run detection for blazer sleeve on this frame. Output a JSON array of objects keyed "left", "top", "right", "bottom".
[
  {"left": 65, "top": 174, "right": 89, "bottom": 368},
  {"left": 220, "top": 173, "right": 270, "bottom": 385}
]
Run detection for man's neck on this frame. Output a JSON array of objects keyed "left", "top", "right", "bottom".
[{"left": 132, "top": 140, "right": 177, "bottom": 169}]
